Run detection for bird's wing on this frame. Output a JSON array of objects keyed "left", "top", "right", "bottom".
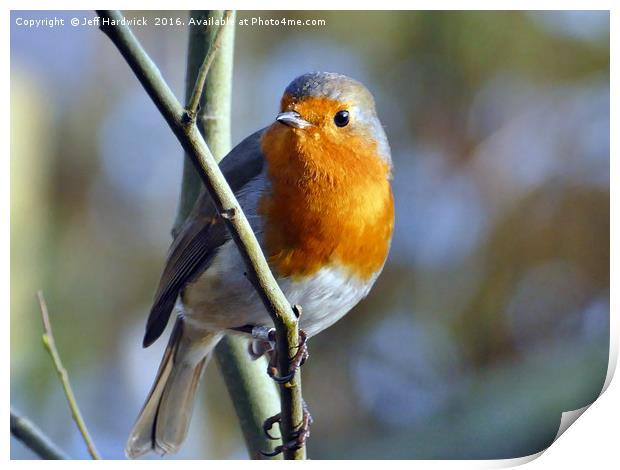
[{"left": 142, "top": 129, "right": 267, "bottom": 347}]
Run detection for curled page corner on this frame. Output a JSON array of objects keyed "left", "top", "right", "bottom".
[
  {"left": 554, "top": 404, "right": 590, "bottom": 441},
  {"left": 488, "top": 403, "right": 597, "bottom": 468},
  {"left": 490, "top": 336, "right": 616, "bottom": 468},
  {"left": 553, "top": 339, "right": 617, "bottom": 442},
  {"left": 488, "top": 450, "right": 545, "bottom": 468},
  {"left": 544, "top": 344, "right": 616, "bottom": 451}
]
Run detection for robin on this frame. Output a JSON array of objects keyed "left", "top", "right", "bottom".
[{"left": 126, "top": 72, "right": 394, "bottom": 458}]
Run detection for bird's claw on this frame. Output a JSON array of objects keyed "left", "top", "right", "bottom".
[
  {"left": 266, "top": 329, "right": 308, "bottom": 384},
  {"left": 263, "top": 412, "right": 282, "bottom": 440},
  {"left": 260, "top": 405, "right": 313, "bottom": 457},
  {"left": 267, "top": 366, "right": 295, "bottom": 384}
]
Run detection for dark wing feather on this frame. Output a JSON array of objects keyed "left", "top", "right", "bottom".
[{"left": 142, "top": 129, "right": 266, "bottom": 347}]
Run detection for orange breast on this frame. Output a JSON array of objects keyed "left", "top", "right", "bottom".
[{"left": 259, "top": 121, "right": 394, "bottom": 281}]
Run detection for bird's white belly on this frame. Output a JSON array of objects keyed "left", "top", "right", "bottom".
[{"left": 181, "top": 240, "right": 375, "bottom": 337}]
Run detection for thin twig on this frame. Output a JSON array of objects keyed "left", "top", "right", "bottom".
[
  {"left": 96, "top": 10, "right": 306, "bottom": 459},
  {"left": 10, "top": 408, "right": 70, "bottom": 459},
  {"left": 185, "top": 10, "right": 233, "bottom": 122},
  {"left": 37, "top": 291, "right": 101, "bottom": 460}
]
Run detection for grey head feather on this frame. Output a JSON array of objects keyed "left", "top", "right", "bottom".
[{"left": 284, "top": 72, "right": 392, "bottom": 167}]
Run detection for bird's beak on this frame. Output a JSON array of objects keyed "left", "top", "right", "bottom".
[{"left": 276, "top": 111, "right": 312, "bottom": 129}]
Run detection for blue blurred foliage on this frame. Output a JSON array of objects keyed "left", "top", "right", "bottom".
[{"left": 10, "top": 10, "right": 609, "bottom": 459}]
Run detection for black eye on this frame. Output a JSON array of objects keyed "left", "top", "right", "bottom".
[{"left": 334, "top": 110, "right": 350, "bottom": 127}]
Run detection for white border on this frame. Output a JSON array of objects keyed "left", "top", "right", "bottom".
[
  {"left": 0, "top": 1, "right": 617, "bottom": 10},
  {"left": 5, "top": 1, "right": 616, "bottom": 467}
]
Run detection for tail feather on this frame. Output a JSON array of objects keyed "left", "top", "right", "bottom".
[
  {"left": 125, "top": 319, "right": 221, "bottom": 458},
  {"left": 154, "top": 355, "right": 207, "bottom": 455}
]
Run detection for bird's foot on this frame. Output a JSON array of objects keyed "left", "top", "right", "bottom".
[
  {"left": 233, "top": 325, "right": 275, "bottom": 359},
  {"left": 267, "top": 329, "right": 308, "bottom": 384},
  {"left": 261, "top": 404, "right": 313, "bottom": 457}
]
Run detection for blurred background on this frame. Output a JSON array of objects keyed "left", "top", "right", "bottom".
[{"left": 11, "top": 10, "right": 609, "bottom": 459}]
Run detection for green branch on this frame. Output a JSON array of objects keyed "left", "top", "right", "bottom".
[
  {"left": 10, "top": 409, "right": 70, "bottom": 460},
  {"left": 37, "top": 291, "right": 101, "bottom": 459},
  {"left": 96, "top": 9, "right": 306, "bottom": 459},
  {"left": 185, "top": 10, "right": 233, "bottom": 123}
]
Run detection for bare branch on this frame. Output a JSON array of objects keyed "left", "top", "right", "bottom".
[
  {"left": 37, "top": 291, "right": 101, "bottom": 460},
  {"left": 185, "top": 10, "right": 233, "bottom": 122},
  {"left": 96, "top": 10, "right": 306, "bottom": 459},
  {"left": 10, "top": 408, "right": 70, "bottom": 460}
]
